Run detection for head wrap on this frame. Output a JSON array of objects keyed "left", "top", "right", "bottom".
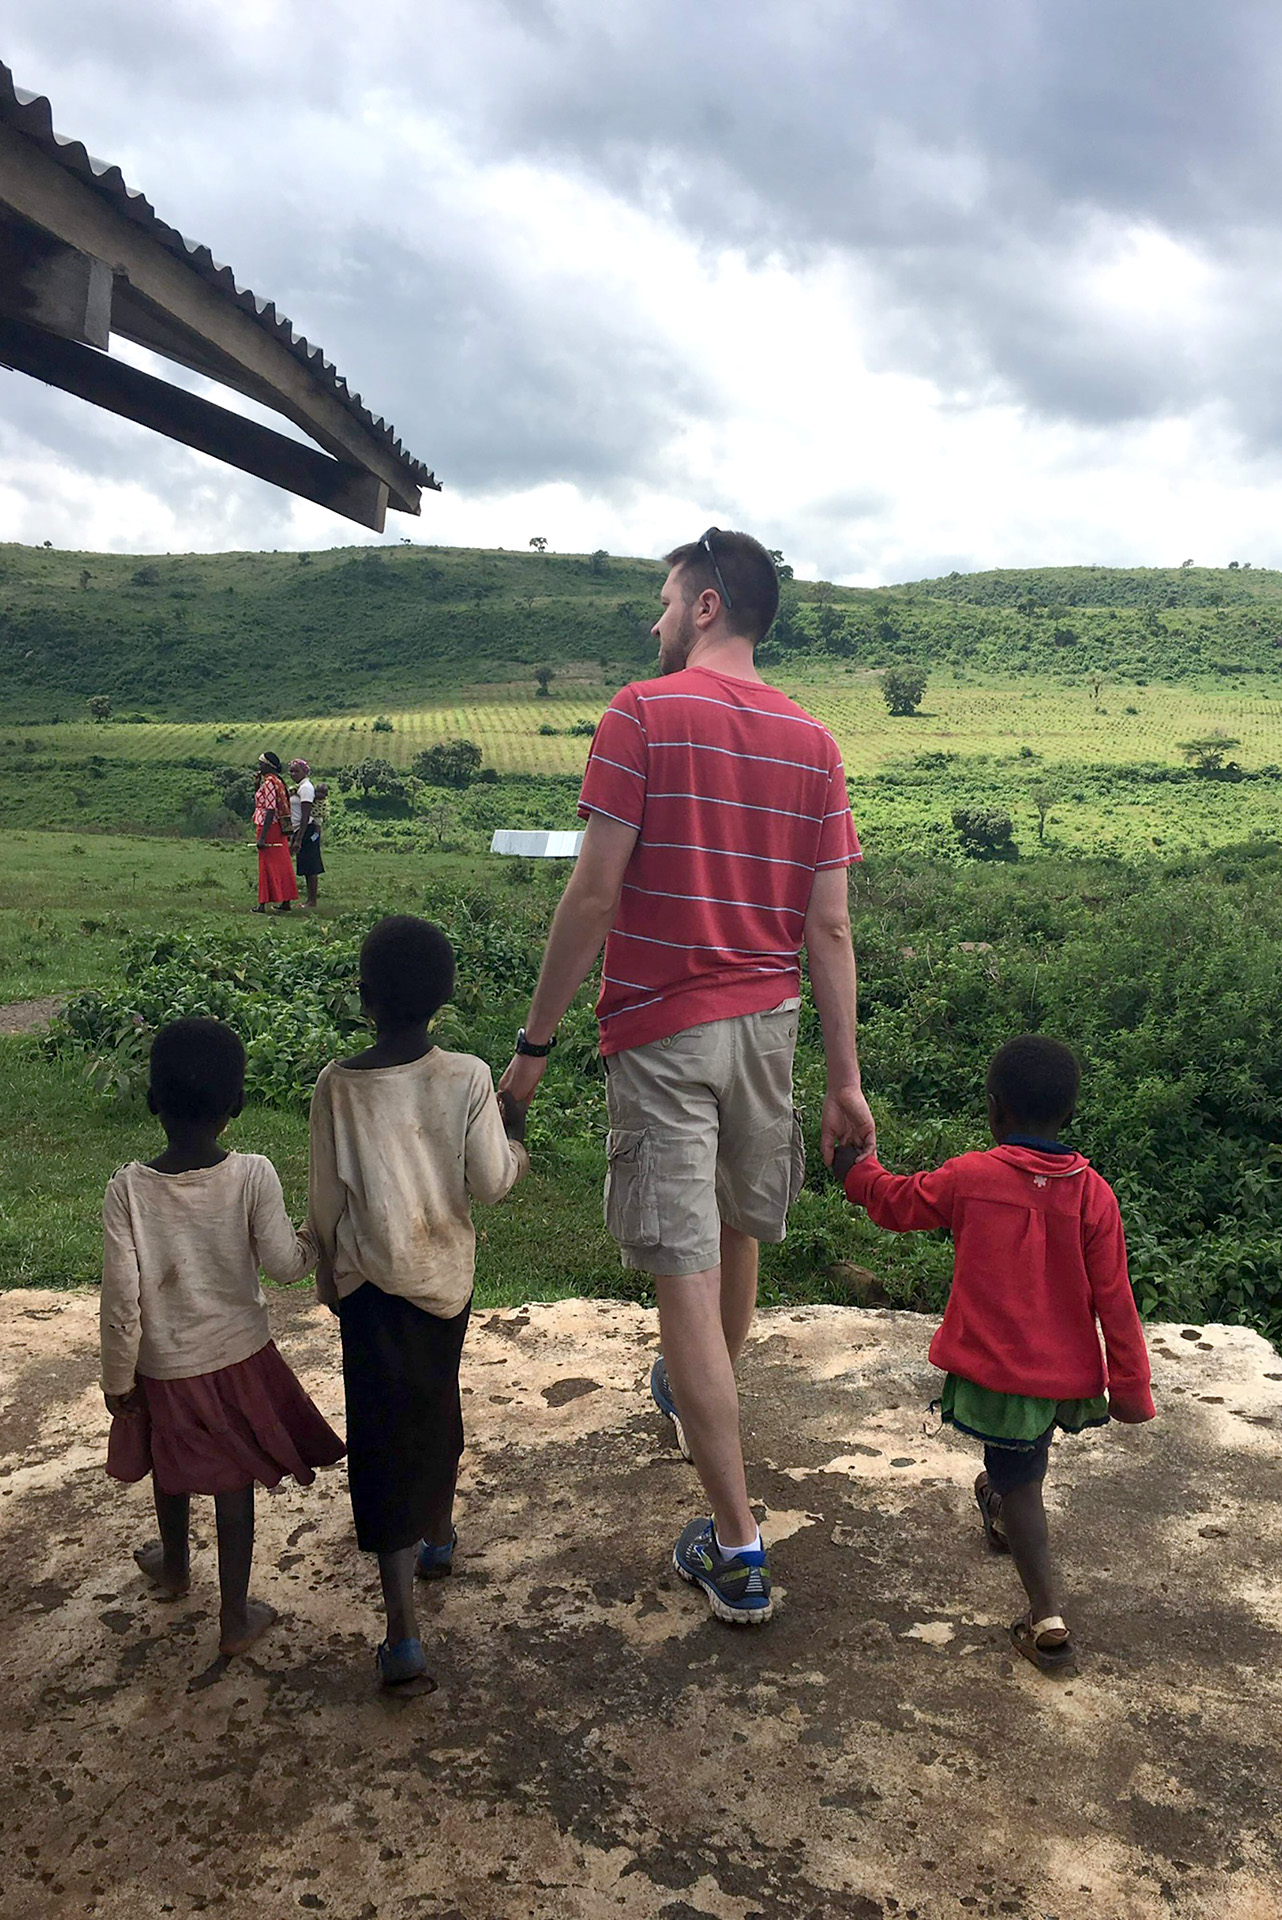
[
  {"left": 289, "top": 758, "right": 311, "bottom": 778},
  {"left": 260, "top": 751, "right": 283, "bottom": 773}
]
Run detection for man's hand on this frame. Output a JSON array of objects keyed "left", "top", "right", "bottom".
[
  {"left": 104, "top": 1388, "right": 141, "bottom": 1418},
  {"left": 499, "top": 1052, "right": 550, "bottom": 1109},
  {"left": 821, "top": 1084, "right": 876, "bottom": 1167}
]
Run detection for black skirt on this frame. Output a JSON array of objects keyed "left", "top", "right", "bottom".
[
  {"left": 296, "top": 823, "right": 325, "bottom": 876},
  {"left": 337, "top": 1283, "right": 470, "bottom": 1554}
]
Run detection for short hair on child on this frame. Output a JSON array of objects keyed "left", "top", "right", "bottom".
[
  {"left": 359, "top": 915, "right": 456, "bottom": 1024},
  {"left": 150, "top": 1017, "right": 246, "bottom": 1122},
  {"left": 986, "top": 1035, "right": 1080, "bottom": 1130}
]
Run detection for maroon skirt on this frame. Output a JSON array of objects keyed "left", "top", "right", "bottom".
[{"left": 107, "top": 1341, "right": 345, "bottom": 1497}]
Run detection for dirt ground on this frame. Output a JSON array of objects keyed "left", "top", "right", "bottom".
[
  {"left": 1, "top": 1291, "right": 1280, "bottom": 1920},
  {"left": 0, "top": 996, "right": 63, "bottom": 1035}
]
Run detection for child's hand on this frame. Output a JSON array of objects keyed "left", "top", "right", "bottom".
[
  {"left": 1109, "top": 1398, "right": 1155, "bottom": 1424},
  {"left": 104, "top": 1388, "right": 141, "bottom": 1418},
  {"left": 497, "top": 1088, "right": 529, "bottom": 1143},
  {"left": 831, "top": 1144, "right": 859, "bottom": 1183}
]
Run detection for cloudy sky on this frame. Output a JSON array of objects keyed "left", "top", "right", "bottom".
[{"left": 4, "top": 1, "right": 1282, "bottom": 581}]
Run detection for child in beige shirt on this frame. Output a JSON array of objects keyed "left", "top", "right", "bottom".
[
  {"left": 102, "top": 1018, "right": 344, "bottom": 1667},
  {"left": 308, "top": 914, "right": 528, "bottom": 1694}
]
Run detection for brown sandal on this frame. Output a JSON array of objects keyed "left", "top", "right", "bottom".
[
  {"left": 1010, "top": 1612, "right": 1076, "bottom": 1676},
  {"left": 974, "top": 1473, "right": 1009, "bottom": 1554}
]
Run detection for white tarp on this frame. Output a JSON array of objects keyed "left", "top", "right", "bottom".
[{"left": 489, "top": 830, "right": 585, "bottom": 859}]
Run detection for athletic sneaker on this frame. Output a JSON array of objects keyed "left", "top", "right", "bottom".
[
  {"left": 650, "top": 1354, "right": 694, "bottom": 1462},
  {"left": 415, "top": 1529, "right": 457, "bottom": 1580},
  {"left": 673, "top": 1517, "right": 773, "bottom": 1625}
]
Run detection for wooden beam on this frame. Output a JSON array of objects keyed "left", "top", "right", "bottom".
[
  {"left": 0, "top": 315, "right": 389, "bottom": 531},
  {"left": 0, "top": 123, "right": 425, "bottom": 511},
  {"left": 0, "top": 222, "right": 112, "bottom": 347}
]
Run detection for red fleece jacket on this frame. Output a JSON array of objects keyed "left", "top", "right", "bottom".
[{"left": 844, "top": 1145, "right": 1155, "bottom": 1417}]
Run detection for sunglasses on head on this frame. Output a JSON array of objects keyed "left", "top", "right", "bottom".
[{"left": 698, "top": 526, "right": 734, "bottom": 612}]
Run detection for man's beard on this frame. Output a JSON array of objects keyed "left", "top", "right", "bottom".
[{"left": 658, "top": 605, "right": 697, "bottom": 675}]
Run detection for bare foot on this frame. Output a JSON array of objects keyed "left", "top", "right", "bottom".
[
  {"left": 219, "top": 1598, "right": 278, "bottom": 1656},
  {"left": 134, "top": 1542, "right": 190, "bottom": 1598}
]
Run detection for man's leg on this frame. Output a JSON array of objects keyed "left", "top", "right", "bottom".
[
  {"left": 719, "top": 1223, "right": 759, "bottom": 1366},
  {"left": 655, "top": 1267, "right": 756, "bottom": 1547}
]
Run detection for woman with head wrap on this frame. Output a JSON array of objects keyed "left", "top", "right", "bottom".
[
  {"left": 252, "top": 753, "right": 298, "bottom": 914},
  {"left": 289, "top": 757, "right": 325, "bottom": 911}
]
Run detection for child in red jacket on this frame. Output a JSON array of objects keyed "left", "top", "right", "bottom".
[{"left": 834, "top": 1035, "right": 1155, "bottom": 1676}]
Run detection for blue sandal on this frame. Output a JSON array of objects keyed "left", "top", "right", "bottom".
[
  {"left": 376, "top": 1637, "right": 436, "bottom": 1691},
  {"left": 415, "top": 1529, "right": 457, "bottom": 1580}
]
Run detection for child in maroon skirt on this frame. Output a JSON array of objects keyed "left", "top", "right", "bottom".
[{"left": 102, "top": 1017, "right": 344, "bottom": 1663}]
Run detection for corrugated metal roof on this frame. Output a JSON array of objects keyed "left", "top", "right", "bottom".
[{"left": 0, "top": 62, "right": 437, "bottom": 490}]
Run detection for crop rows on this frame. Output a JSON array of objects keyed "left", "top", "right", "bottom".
[{"left": 18, "top": 678, "right": 1282, "bottom": 781}]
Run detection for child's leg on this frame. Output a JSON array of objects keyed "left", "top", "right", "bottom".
[
  {"left": 994, "top": 1477, "right": 1060, "bottom": 1624},
  {"left": 984, "top": 1437, "right": 1074, "bottom": 1669},
  {"left": 378, "top": 1547, "right": 419, "bottom": 1646},
  {"left": 135, "top": 1488, "right": 191, "bottom": 1596},
  {"left": 214, "top": 1485, "right": 276, "bottom": 1656}
]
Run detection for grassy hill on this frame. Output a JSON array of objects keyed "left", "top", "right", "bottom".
[{"left": 3, "top": 541, "right": 1282, "bottom": 724}]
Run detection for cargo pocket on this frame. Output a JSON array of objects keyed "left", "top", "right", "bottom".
[
  {"left": 604, "top": 1128, "right": 660, "bottom": 1247},
  {"left": 788, "top": 1107, "right": 806, "bottom": 1208}
]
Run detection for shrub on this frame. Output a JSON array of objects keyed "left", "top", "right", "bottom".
[
  {"left": 372, "top": 715, "right": 394, "bottom": 733},
  {"left": 337, "top": 757, "right": 408, "bottom": 799},
  {"left": 952, "top": 806, "right": 1017, "bottom": 859}
]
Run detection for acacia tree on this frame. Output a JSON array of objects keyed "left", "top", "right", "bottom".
[
  {"left": 881, "top": 665, "right": 928, "bottom": 716},
  {"left": 535, "top": 665, "right": 554, "bottom": 698},
  {"left": 88, "top": 694, "right": 111, "bottom": 722},
  {"left": 529, "top": 536, "right": 548, "bottom": 553},
  {"left": 1031, "top": 782, "right": 1058, "bottom": 842},
  {"left": 413, "top": 740, "right": 482, "bottom": 787},
  {"left": 1179, "top": 731, "right": 1240, "bottom": 772}
]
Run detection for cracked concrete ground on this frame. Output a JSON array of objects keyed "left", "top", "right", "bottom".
[{"left": 1, "top": 1290, "right": 1280, "bottom": 1920}]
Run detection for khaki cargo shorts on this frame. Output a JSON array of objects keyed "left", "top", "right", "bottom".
[{"left": 603, "top": 1003, "right": 805, "bottom": 1277}]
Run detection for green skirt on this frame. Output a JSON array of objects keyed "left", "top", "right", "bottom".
[{"left": 940, "top": 1374, "right": 1109, "bottom": 1451}]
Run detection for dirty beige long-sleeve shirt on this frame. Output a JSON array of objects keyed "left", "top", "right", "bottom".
[
  {"left": 307, "top": 1049, "right": 527, "bottom": 1319},
  {"left": 100, "top": 1154, "right": 316, "bottom": 1395}
]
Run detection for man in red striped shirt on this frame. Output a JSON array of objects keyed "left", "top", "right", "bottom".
[{"left": 501, "top": 529, "right": 874, "bottom": 1624}]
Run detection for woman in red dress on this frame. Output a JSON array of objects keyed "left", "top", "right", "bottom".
[{"left": 252, "top": 753, "right": 299, "bottom": 913}]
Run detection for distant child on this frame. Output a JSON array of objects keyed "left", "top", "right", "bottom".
[
  {"left": 308, "top": 915, "right": 529, "bottom": 1694},
  {"left": 102, "top": 1018, "right": 345, "bottom": 1663},
  {"left": 834, "top": 1035, "right": 1155, "bottom": 1675}
]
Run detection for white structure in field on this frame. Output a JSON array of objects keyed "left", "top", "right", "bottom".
[{"left": 489, "top": 830, "right": 584, "bottom": 859}]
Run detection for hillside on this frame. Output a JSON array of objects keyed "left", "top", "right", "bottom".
[{"left": 2, "top": 541, "right": 1282, "bottom": 722}]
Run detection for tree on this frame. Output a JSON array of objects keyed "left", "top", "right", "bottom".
[
  {"left": 952, "top": 806, "right": 1017, "bottom": 859},
  {"left": 529, "top": 536, "right": 548, "bottom": 553},
  {"left": 412, "top": 739, "right": 483, "bottom": 787},
  {"left": 767, "top": 548, "right": 794, "bottom": 581},
  {"left": 1030, "top": 782, "right": 1058, "bottom": 842},
  {"left": 79, "top": 568, "right": 91, "bottom": 590},
  {"left": 589, "top": 549, "right": 609, "bottom": 576},
  {"left": 88, "top": 694, "right": 111, "bottom": 723},
  {"left": 213, "top": 767, "right": 258, "bottom": 819},
  {"left": 1178, "top": 731, "right": 1240, "bottom": 773},
  {"left": 535, "top": 665, "right": 554, "bottom": 698},
  {"left": 337, "top": 757, "right": 407, "bottom": 799},
  {"left": 816, "top": 603, "right": 850, "bottom": 653},
  {"left": 1089, "top": 674, "right": 1104, "bottom": 711},
  {"left": 881, "top": 664, "right": 928, "bottom": 716}
]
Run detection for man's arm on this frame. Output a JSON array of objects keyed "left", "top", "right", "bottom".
[
  {"left": 802, "top": 862, "right": 875, "bottom": 1165},
  {"left": 499, "top": 811, "right": 638, "bottom": 1104}
]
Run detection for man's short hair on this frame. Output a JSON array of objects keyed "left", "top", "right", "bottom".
[
  {"left": 359, "top": 915, "right": 456, "bottom": 1024},
  {"left": 986, "top": 1035, "right": 1081, "bottom": 1130},
  {"left": 664, "top": 530, "right": 781, "bottom": 644},
  {"left": 150, "top": 1017, "right": 246, "bottom": 1122}
]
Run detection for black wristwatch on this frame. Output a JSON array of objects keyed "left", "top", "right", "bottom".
[{"left": 515, "top": 1028, "right": 556, "bottom": 1058}]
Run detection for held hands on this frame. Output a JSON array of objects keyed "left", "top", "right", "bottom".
[
  {"left": 104, "top": 1387, "right": 141, "bottom": 1418},
  {"left": 831, "top": 1143, "right": 860, "bottom": 1184},
  {"left": 498, "top": 1051, "right": 549, "bottom": 1109},
  {"left": 820, "top": 1084, "right": 876, "bottom": 1169},
  {"left": 497, "top": 1087, "right": 530, "bottom": 1143}
]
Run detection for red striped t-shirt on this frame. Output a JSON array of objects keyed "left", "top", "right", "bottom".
[{"left": 578, "top": 665, "right": 861, "bottom": 1054}]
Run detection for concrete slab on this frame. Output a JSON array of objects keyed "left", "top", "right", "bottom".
[{"left": 1, "top": 1291, "right": 1280, "bottom": 1920}]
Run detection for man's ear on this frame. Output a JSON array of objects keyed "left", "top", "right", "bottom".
[{"left": 230, "top": 1097, "right": 245, "bottom": 1121}]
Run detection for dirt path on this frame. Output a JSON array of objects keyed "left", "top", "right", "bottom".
[
  {"left": 2, "top": 1292, "right": 1281, "bottom": 1919},
  {"left": 0, "top": 995, "right": 64, "bottom": 1035}
]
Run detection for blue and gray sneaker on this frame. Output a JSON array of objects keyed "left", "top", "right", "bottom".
[
  {"left": 650, "top": 1355, "right": 694, "bottom": 1462},
  {"left": 673, "top": 1517, "right": 772, "bottom": 1626},
  {"left": 376, "top": 1637, "right": 436, "bottom": 1692},
  {"left": 415, "top": 1529, "right": 457, "bottom": 1580}
]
